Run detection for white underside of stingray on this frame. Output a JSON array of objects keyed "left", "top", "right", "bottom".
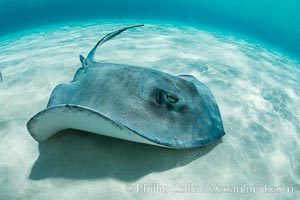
[{"left": 27, "top": 105, "right": 159, "bottom": 146}]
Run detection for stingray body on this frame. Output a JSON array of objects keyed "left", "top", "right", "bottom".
[{"left": 27, "top": 25, "right": 225, "bottom": 149}]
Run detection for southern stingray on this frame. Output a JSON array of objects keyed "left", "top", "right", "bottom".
[{"left": 27, "top": 25, "right": 225, "bottom": 149}]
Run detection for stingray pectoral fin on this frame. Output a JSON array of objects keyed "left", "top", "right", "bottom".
[
  {"left": 177, "top": 74, "right": 198, "bottom": 82},
  {"left": 27, "top": 104, "right": 159, "bottom": 146}
]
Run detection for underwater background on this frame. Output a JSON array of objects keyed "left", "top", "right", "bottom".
[
  {"left": 1, "top": 0, "right": 300, "bottom": 60},
  {"left": 0, "top": 0, "right": 299, "bottom": 200}
]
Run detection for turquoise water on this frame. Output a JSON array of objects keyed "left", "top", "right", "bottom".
[
  {"left": 0, "top": 1, "right": 299, "bottom": 200},
  {"left": 0, "top": 0, "right": 299, "bottom": 60},
  {"left": 0, "top": 21, "right": 299, "bottom": 200}
]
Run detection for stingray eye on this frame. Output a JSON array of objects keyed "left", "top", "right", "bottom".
[
  {"left": 156, "top": 90, "right": 179, "bottom": 106},
  {"left": 166, "top": 94, "right": 178, "bottom": 104}
]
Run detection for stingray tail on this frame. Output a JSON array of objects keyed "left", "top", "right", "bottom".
[{"left": 80, "top": 24, "right": 144, "bottom": 67}]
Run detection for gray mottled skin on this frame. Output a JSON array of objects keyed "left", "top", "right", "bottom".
[
  {"left": 37, "top": 25, "right": 225, "bottom": 148},
  {"left": 47, "top": 64, "right": 225, "bottom": 147}
]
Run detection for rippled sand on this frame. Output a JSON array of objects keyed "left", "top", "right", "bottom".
[{"left": 0, "top": 21, "right": 299, "bottom": 199}]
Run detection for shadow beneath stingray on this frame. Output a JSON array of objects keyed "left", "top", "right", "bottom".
[{"left": 29, "top": 129, "right": 221, "bottom": 181}]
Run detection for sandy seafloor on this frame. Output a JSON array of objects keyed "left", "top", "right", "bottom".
[{"left": 0, "top": 21, "right": 299, "bottom": 200}]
